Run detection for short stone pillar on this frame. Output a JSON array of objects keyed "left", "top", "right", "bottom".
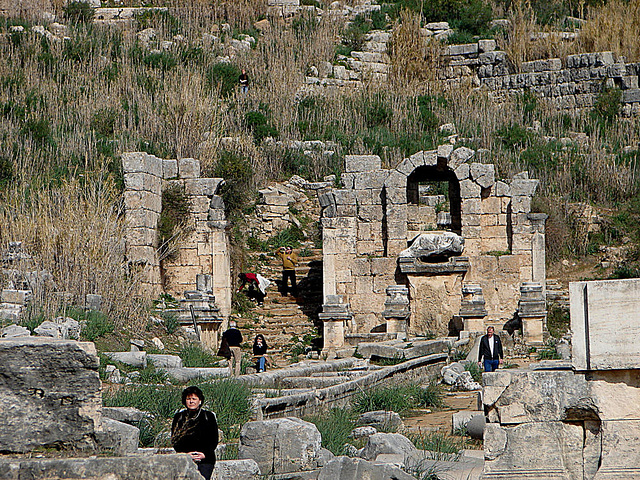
[
  {"left": 319, "top": 295, "right": 352, "bottom": 355},
  {"left": 179, "top": 290, "right": 222, "bottom": 350},
  {"left": 518, "top": 282, "right": 546, "bottom": 345},
  {"left": 382, "top": 285, "right": 410, "bottom": 340},
  {"left": 459, "top": 284, "right": 487, "bottom": 334}
]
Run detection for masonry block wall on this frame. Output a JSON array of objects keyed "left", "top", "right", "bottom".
[
  {"left": 122, "top": 153, "right": 231, "bottom": 317},
  {"left": 320, "top": 148, "right": 545, "bottom": 336},
  {"left": 441, "top": 42, "right": 640, "bottom": 113}
]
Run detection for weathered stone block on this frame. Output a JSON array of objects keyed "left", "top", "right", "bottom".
[
  {"left": 345, "top": 155, "right": 381, "bottom": 173},
  {"left": 478, "top": 39, "right": 496, "bottom": 52},
  {"left": 318, "top": 456, "right": 416, "bottom": 480},
  {"left": 510, "top": 179, "right": 539, "bottom": 196},
  {"left": 124, "top": 172, "right": 162, "bottom": 193},
  {"left": 370, "top": 257, "right": 396, "bottom": 275},
  {"left": 239, "top": 418, "right": 321, "bottom": 474},
  {"left": 455, "top": 163, "right": 470, "bottom": 180},
  {"left": 178, "top": 158, "right": 200, "bottom": 178},
  {"left": 162, "top": 159, "right": 178, "bottom": 179},
  {"left": 185, "top": 178, "right": 223, "bottom": 196},
  {"left": 124, "top": 190, "right": 162, "bottom": 212},
  {"left": 449, "top": 147, "right": 475, "bottom": 169},
  {"left": 571, "top": 278, "right": 640, "bottom": 371},
  {"left": 0, "top": 338, "right": 101, "bottom": 453},
  {"left": 214, "top": 459, "right": 261, "bottom": 480},
  {"left": 470, "top": 162, "right": 495, "bottom": 188},
  {"left": 459, "top": 179, "right": 481, "bottom": 198},
  {"left": 1, "top": 289, "right": 31, "bottom": 305},
  {"left": 353, "top": 171, "right": 388, "bottom": 190}
]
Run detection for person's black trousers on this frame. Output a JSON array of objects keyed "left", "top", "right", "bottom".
[{"left": 282, "top": 269, "right": 297, "bottom": 296}]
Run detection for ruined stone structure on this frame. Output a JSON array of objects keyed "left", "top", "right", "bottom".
[
  {"left": 481, "top": 278, "right": 640, "bottom": 479},
  {"left": 122, "top": 152, "right": 232, "bottom": 328},
  {"left": 319, "top": 149, "right": 547, "bottom": 348}
]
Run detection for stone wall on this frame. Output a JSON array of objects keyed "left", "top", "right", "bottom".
[
  {"left": 320, "top": 149, "right": 546, "bottom": 338},
  {"left": 122, "top": 153, "right": 231, "bottom": 318},
  {"left": 0, "top": 0, "right": 53, "bottom": 17}
]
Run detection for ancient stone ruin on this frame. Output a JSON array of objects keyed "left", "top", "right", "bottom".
[
  {"left": 122, "top": 152, "right": 232, "bottom": 349},
  {"left": 481, "top": 277, "right": 640, "bottom": 479},
  {"left": 319, "top": 148, "right": 547, "bottom": 353}
]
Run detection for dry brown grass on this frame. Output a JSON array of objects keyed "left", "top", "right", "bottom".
[
  {"left": 578, "top": 0, "right": 640, "bottom": 62},
  {"left": 0, "top": 176, "right": 146, "bottom": 328}
]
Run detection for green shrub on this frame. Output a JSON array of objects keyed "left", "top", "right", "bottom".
[
  {"left": 78, "top": 311, "right": 115, "bottom": 341},
  {"left": 207, "top": 62, "right": 241, "bottom": 97},
  {"left": 245, "top": 110, "right": 279, "bottom": 143},
  {"left": 21, "top": 117, "right": 51, "bottom": 145},
  {"left": 547, "top": 303, "right": 570, "bottom": 339},
  {"left": 158, "top": 184, "right": 191, "bottom": 257},
  {"left": 161, "top": 311, "right": 181, "bottom": 335},
  {"left": 268, "top": 225, "right": 304, "bottom": 249},
  {"left": 408, "top": 431, "right": 464, "bottom": 460},
  {"left": 306, "top": 408, "right": 356, "bottom": 456},
  {"left": 0, "top": 155, "right": 13, "bottom": 186},
  {"left": 465, "top": 362, "right": 482, "bottom": 383},
  {"left": 179, "top": 343, "right": 220, "bottom": 367},
  {"left": 198, "top": 380, "right": 252, "bottom": 437},
  {"left": 353, "top": 383, "right": 443, "bottom": 415},
  {"left": 536, "top": 344, "right": 561, "bottom": 360},
  {"left": 497, "top": 123, "right": 534, "bottom": 150},
  {"left": 139, "top": 362, "right": 169, "bottom": 383},
  {"left": 64, "top": 1, "right": 95, "bottom": 24},
  {"left": 591, "top": 86, "right": 622, "bottom": 125},
  {"left": 143, "top": 52, "right": 178, "bottom": 71},
  {"left": 91, "top": 107, "right": 119, "bottom": 137},
  {"left": 213, "top": 150, "right": 254, "bottom": 218}
]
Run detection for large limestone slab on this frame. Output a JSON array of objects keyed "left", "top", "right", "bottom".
[
  {"left": 0, "top": 454, "right": 202, "bottom": 479},
  {"left": 239, "top": 417, "right": 321, "bottom": 474},
  {"left": 0, "top": 338, "right": 102, "bottom": 453},
  {"left": 483, "top": 422, "right": 585, "bottom": 479},
  {"left": 570, "top": 278, "right": 640, "bottom": 370},
  {"left": 318, "top": 456, "right": 416, "bottom": 480}
]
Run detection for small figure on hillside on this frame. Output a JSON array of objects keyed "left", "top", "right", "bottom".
[
  {"left": 252, "top": 334, "right": 269, "bottom": 373},
  {"left": 171, "top": 386, "right": 219, "bottom": 480},
  {"left": 221, "top": 320, "right": 243, "bottom": 376},
  {"left": 239, "top": 69, "right": 249, "bottom": 93},
  {"left": 238, "top": 272, "right": 270, "bottom": 306},
  {"left": 478, "top": 326, "right": 504, "bottom": 372},
  {"left": 276, "top": 245, "right": 298, "bottom": 297}
]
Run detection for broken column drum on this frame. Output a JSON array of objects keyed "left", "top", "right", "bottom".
[
  {"left": 382, "top": 285, "right": 410, "bottom": 339},
  {"left": 319, "top": 295, "right": 353, "bottom": 352},
  {"left": 517, "top": 282, "right": 546, "bottom": 345},
  {"left": 458, "top": 284, "right": 488, "bottom": 333},
  {"left": 320, "top": 148, "right": 546, "bottom": 343}
]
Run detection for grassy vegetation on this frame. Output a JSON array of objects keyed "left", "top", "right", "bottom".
[
  {"left": 305, "top": 408, "right": 357, "bottom": 456},
  {"left": 353, "top": 383, "right": 444, "bottom": 414}
]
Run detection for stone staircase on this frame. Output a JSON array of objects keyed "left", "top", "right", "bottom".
[
  {"left": 236, "top": 247, "right": 323, "bottom": 362},
  {"left": 546, "top": 278, "right": 570, "bottom": 309}
]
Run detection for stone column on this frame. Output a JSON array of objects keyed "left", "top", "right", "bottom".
[
  {"left": 529, "top": 213, "right": 548, "bottom": 286},
  {"left": 319, "top": 295, "right": 352, "bottom": 357},
  {"left": 459, "top": 284, "right": 488, "bottom": 334},
  {"left": 382, "top": 285, "right": 410, "bottom": 340},
  {"left": 518, "top": 282, "right": 546, "bottom": 346},
  {"left": 179, "top": 289, "right": 222, "bottom": 350}
]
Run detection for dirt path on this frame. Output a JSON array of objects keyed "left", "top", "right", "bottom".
[{"left": 403, "top": 391, "right": 478, "bottom": 434}]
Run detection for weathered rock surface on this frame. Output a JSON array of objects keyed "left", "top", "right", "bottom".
[
  {"left": 357, "top": 411, "right": 403, "bottom": 430},
  {"left": 102, "top": 406, "right": 148, "bottom": 424},
  {"left": 317, "top": 456, "right": 416, "bottom": 480},
  {"left": 359, "top": 432, "right": 418, "bottom": 461},
  {"left": 95, "top": 418, "right": 140, "bottom": 455},
  {"left": 213, "top": 459, "right": 261, "bottom": 480},
  {"left": 239, "top": 417, "right": 321, "bottom": 474},
  {"left": 0, "top": 454, "right": 203, "bottom": 479},
  {"left": 0, "top": 338, "right": 101, "bottom": 452}
]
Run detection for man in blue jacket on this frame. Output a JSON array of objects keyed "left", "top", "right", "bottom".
[{"left": 477, "top": 326, "right": 503, "bottom": 372}]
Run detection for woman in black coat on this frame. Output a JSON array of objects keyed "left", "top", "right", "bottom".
[
  {"left": 171, "top": 386, "right": 219, "bottom": 480},
  {"left": 253, "top": 334, "right": 268, "bottom": 373}
]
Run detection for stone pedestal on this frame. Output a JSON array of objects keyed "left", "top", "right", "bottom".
[
  {"left": 459, "top": 284, "right": 487, "bottom": 334},
  {"left": 382, "top": 285, "right": 410, "bottom": 340},
  {"left": 319, "top": 295, "right": 352, "bottom": 354},
  {"left": 178, "top": 289, "right": 222, "bottom": 350},
  {"left": 518, "top": 282, "right": 546, "bottom": 345}
]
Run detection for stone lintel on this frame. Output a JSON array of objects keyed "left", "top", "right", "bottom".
[{"left": 399, "top": 256, "right": 469, "bottom": 274}]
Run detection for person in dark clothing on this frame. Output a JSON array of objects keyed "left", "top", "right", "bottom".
[
  {"left": 478, "top": 326, "right": 504, "bottom": 372},
  {"left": 252, "top": 334, "right": 268, "bottom": 373},
  {"left": 238, "top": 272, "right": 266, "bottom": 306},
  {"left": 239, "top": 69, "right": 249, "bottom": 93},
  {"left": 222, "top": 320, "right": 243, "bottom": 376},
  {"left": 171, "top": 386, "right": 219, "bottom": 480}
]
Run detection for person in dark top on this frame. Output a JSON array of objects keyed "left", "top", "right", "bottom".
[
  {"left": 238, "top": 272, "right": 266, "bottom": 306},
  {"left": 478, "top": 326, "right": 504, "bottom": 372},
  {"left": 171, "top": 386, "right": 219, "bottom": 480},
  {"left": 252, "top": 334, "right": 268, "bottom": 372},
  {"left": 239, "top": 69, "right": 249, "bottom": 93},
  {"left": 222, "top": 320, "right": 243, "bottom": 376}
]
